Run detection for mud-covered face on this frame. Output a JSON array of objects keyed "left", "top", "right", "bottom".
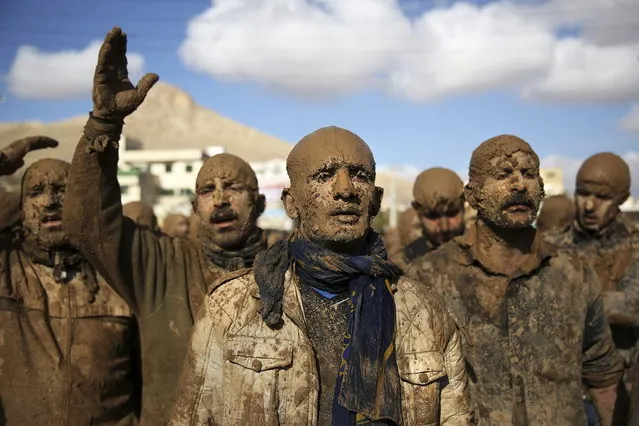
[
  {"left": 285, "top": 127, "right": 382, "bottom": 252},
  {"left": 295, "top": 160, "right": 378, "bottom": 246},
  {"left": 575, "top": 185, "right": 620, "bottom": 231},
  {"left": 414, "top": 198, "right": 465, "bottom": 246},
  {"left": 469, "top": 151, "right": 543, "bottom": 229},
  {"left": 195, "top": 176, "right": 261, "bottom": 250},
  {"left": 22, "top": 162, "right": 69, "bottom": 249}
]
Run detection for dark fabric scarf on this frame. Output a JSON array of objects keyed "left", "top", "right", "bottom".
[
  {"left": 21, "top": 235, "right": 99, "bottom": 303},
  {"left": 254, "top": 232, "right": 402, "bottom": 425},
  {"left": 201, "top": 228, "right": 266, "bottom": 271}
]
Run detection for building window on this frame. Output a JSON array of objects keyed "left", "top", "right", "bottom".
[
  {"left": 165, "top": 163, "right": 173, "bottom": 173},
  {"left": 186, "top": 164, "right": 193, "bottom": 173},
  {"left": 180, "top": 188, "right": 194, "bottom": 196}
]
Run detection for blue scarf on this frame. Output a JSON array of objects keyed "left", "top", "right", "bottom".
[{"left": 254, "top": 233, "right": 402, "bottom": 425}]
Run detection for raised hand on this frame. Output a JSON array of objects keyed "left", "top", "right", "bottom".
[
  {"left": 0, "top": 136, "right": 59, "bottom": 176},
  {"left": 92, "top": 27, "right": 159, "bottom": 122}
]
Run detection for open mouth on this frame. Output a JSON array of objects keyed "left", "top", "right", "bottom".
[
  {"left": 210, "top": 213, "right": 238, "bottom": 229},
  {"left": 42, "top": 213, "right": 62, "bottom": 228}
]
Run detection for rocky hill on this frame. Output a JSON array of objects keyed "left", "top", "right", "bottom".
[{"left": 0, "top": 82, "right": 414, "bottom": 205}]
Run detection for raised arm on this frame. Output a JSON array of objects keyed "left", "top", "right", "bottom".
[
  {"left": 62, "top": 26, "right": 160, "bottom": 315},
  {"left": 0, "top": 136, "right": 58, "bottom": 176}
]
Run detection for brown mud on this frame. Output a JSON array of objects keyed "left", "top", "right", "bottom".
[
  {"left": 413, "top": 167, "right": 464, "bottom": 210},
  {"left": 536, "top": 194, "right": 575, "bottom": 233},
  {"left": 576, "top": 152, "right": 630, "bottom": 200},
  {"left": 284, "top": 127, "right": 380, "bottom": 252},
  {"left": 123, "top": 201, "right": 158, "bottom": 230},
  {"left": 162, "top": 213, "right": 189, "bottom": 238}
]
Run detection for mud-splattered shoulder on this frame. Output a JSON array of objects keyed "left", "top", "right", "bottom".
[
  {"left": 542, "top": 225, "right": 573, "bottom": 248},
  {"left": 410, "top": 239, "right": 462, "bottom": 274},
  {"left": 207, "top": 268, "right": 254, "bottom": 295},
  {"left": 547, "top": 247, "right": 598, "bottom": 293},
  {"left": 395, "top": 275, "right": 449, "bottom": 322}
]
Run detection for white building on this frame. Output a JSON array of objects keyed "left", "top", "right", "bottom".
[{"left": 248, "top": 159, "right": 293, "bottom": 230}]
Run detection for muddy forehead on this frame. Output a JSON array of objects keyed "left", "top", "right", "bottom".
[
  {"left": 576, "top": 152, "right": 630, "bottom": 195},
  {"left": 22, "top": 159, "right": 70, "bottom": 189},
  {"left": 196, "top": 153, "right": 258, "bottom": 190},
  {"left": 469, "top": 134, "right": 539, "bottom": 179},
  {"left": 413, "top": 168, "right": 464, "bottom": 208},
  {"left": 287, "top": 126, "right": 375, "bottom": 184}
]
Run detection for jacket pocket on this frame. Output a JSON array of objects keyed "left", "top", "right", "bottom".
[
  {"left": 225, "top": 335, "right": 293, "bottom": 371},
  {"left": 398, "top": 351, "right": 445, "bottom": 426},
  {"left": 223, "top": 336, "right": 294, "bottom": 425}
]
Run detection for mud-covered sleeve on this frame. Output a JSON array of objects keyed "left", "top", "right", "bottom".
[
  {"left": 582, "top": 261, "right": 625, "bottom": 389},
  {"left": 62, "top": 119, "right": 174, "bottom": 317},
  {"left": 602, "top": 247, "right": 639, "bottom": 327},
  {"left": 0, "top": 153, "right": 13, "bottom": 176},
  {"left": 169, "top": 284, "right": 234, "bottom": 425},
  {"left": 440, "top": 316, "right": 474, "bottom": 425}
]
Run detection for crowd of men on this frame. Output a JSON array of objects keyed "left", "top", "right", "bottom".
[{"left": 0, "top": 26, "right": 638, "bottom": 426}]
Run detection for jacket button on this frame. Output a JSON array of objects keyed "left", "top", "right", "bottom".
[
  {"left": 419, "top": 373, "right": 429, "bottom": 383},
  {"left": 252, "top": 360, "right": 263, "bottom": 372}
]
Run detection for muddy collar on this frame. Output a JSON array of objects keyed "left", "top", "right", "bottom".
[{"left": 455, "top": 222, "right": 556, "bottom": 278}]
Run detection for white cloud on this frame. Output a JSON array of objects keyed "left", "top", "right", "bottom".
[
  {"left": 542, "top": 151, "right": 639, "bottom": 195},
  {"left": 6, "top": 41, "right": 145, "bottom": 100},
  {"left": 620, "top": 104, "right": 639, "bottom": 133},
  {"left": 523, "top": 38, "right": 639, "bottom": 102},
  {"left": 180, "top": 0, "right": 639, "bottom": 103},
  {"left": 532, "top": 0, "right": 639, "bottom": 46}
]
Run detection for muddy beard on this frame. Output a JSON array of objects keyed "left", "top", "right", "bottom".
[
  {"left": 199, "top": 227, "right": 266, "bottom": 271},
  {"left": 479, "top": 193, "right": 539, "bottom": 229}
]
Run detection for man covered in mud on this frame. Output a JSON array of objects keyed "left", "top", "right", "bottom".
[
  {"left": 169, "top": 126, "right": 472, "bottom": 425},
  {"left": 123, "top": 200, "right": 158, "bottom": 231},
  {"left": 535, "top": 193, "right": 575, "bottom": 233},
  {"left": 409, "top": 135, "right": 625, "bottom": 425},
  {"left": 62, "top": 27, "right": 267, "bottom": 424},
  {"left": 161, "top": 213, "right": 189, "bottom": 238},
  {"left": 404, "top": 167, "right": 466, "bottom": 263},
  {"left": 545, "top": 153, "right": 639, "bottom": 387},
  {"left": 0, "top": 136, "right": 141, "bottom": 425}
]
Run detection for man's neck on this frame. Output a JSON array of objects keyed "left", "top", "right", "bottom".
[
  {"left": 298, "top": 228, "right": 369, "bottom": 256},
  {"left": 473, "top": 220, "right": 536, "bottom": 276}
]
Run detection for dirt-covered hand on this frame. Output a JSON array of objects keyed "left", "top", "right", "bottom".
[
  {"left": 0, "top": 136, "right": 59, "bottom": 175},
  {"left": 92, "top": 27, "right": 159, "bottom": 122}
]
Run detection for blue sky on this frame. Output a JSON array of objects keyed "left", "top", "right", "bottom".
[{"left": 0, "top": 0, "right": 638, "bottom": 185}]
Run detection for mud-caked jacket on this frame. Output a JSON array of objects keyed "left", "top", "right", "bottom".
[
  {"left": 169, "top": 269, "right": 473, "bottom": 426},
  {"left": 63, "top": 131, "right": 229, "bottom": 425},
  {"left": 409, "top": 224, "right": 625, "bottom": 426},
  {"left": 545, "top": 219, "right": 639, "bottom": 368},
  {"left": 0, "top": 245, "right": 140, "bottom": 425}
]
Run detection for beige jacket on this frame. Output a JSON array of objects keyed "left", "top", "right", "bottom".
[{"left": 169, "top": 269, "right": 473, "bottom": 425}]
